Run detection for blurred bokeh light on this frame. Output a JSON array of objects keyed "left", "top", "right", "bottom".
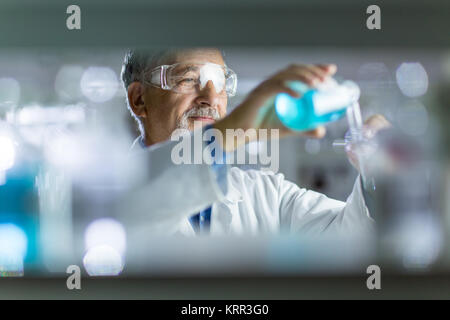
[
  {"left": 396, "top": 62, "right": 429, "bottom": 98},
  {"left": 0, "top": 223, "right": 28, "bottom": 276},
  {"left": 85, "top": 218, "right": 126, "bottom": 256},
  {"left": 80, "top": 67, "right": 118, "bottom": 103},
  {"left": 83, "top": 245, "right": 124, "bottom": 276}
]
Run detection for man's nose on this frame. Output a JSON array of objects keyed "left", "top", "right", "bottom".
[{"left": 195, "top": 80, "right": 220, "bottom": 107}]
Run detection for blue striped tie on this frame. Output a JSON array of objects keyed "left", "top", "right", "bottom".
[{"left": 189, "top": 206, "right": 212, "bottom": 234}]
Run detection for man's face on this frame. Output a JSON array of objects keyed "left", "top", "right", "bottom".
[{"left": 142, "top": 49, "right": 228, "bottom": 144}]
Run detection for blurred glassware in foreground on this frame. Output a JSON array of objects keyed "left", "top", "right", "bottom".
[
  {"left": 0, "top": 118, "right": 41, "bottom": 276},
  {"left": 333, "top": 85, "right": 445, "bottom": 271},
  {"left": 344, "top": 101, "right": 379, "bottom": 192},
  {"left": 354, "top": 125, "right": 444, "bottom": 270}
]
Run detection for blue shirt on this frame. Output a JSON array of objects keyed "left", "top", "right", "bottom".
[{"left": 189, "top": 124, "right": 227, "bottom": 234}]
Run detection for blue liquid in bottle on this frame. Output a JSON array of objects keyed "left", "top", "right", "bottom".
[
  {"left": 274, "top": 79, "right": 360, "bottom": 131},
  {"left": 0, "top": 122, "right": 40, "bottom": 276}
]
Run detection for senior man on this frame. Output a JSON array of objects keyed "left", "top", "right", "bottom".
[{"left": 121, "top": 48, "right": 388, "bottom": 236}]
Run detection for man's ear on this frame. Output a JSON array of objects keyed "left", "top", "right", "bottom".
[{"left": 127, "top": 82, "right": 147, "bottom": 118}]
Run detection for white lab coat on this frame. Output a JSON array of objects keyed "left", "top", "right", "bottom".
[{"left": 126, "top": 135, "right": 374, "bottom": 237}]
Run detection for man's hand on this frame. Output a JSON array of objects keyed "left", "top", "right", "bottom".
[
  {"left": 214, "top": 64, "right": 337, "bottom": 151},
  {"left": 346, "top": 114, "right": 392, "bottom": 170}
]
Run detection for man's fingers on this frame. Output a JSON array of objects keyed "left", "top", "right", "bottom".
[
  {"left": 363, "top": 114, "right": 391, "bottom": 138},
  {"left": 304, "top": 65, "right": 330, "bottom": 81},
  {"left": 364, "top": 114, "right": 391, "bottom": 129}
]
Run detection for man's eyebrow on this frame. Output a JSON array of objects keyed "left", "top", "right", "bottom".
[{"left": 173, "top": 65, "right": 199, "bottom": 75}]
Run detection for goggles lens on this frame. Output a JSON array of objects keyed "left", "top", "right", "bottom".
[{"left": 148, "top": 62, "right": 237, "bottom": 96}]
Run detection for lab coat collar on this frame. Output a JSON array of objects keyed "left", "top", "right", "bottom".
[{"left": 130, "top": 136, "right": 145, "bottom": 152}]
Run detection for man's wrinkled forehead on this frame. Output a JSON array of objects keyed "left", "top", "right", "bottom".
[{"left": 168, "top": 48, "right": 225, "bottom": 66}]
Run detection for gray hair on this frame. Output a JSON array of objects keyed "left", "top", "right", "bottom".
[
  {"left": 121, "top": 49, "right": 179, "bottom": 136},
  {"left": 121, "top": 48, "right": 226, "bottom": 137}
]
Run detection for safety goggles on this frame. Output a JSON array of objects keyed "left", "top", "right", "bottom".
[{"left": 143, "top": 62, "right": 238, "bottom": 97}]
